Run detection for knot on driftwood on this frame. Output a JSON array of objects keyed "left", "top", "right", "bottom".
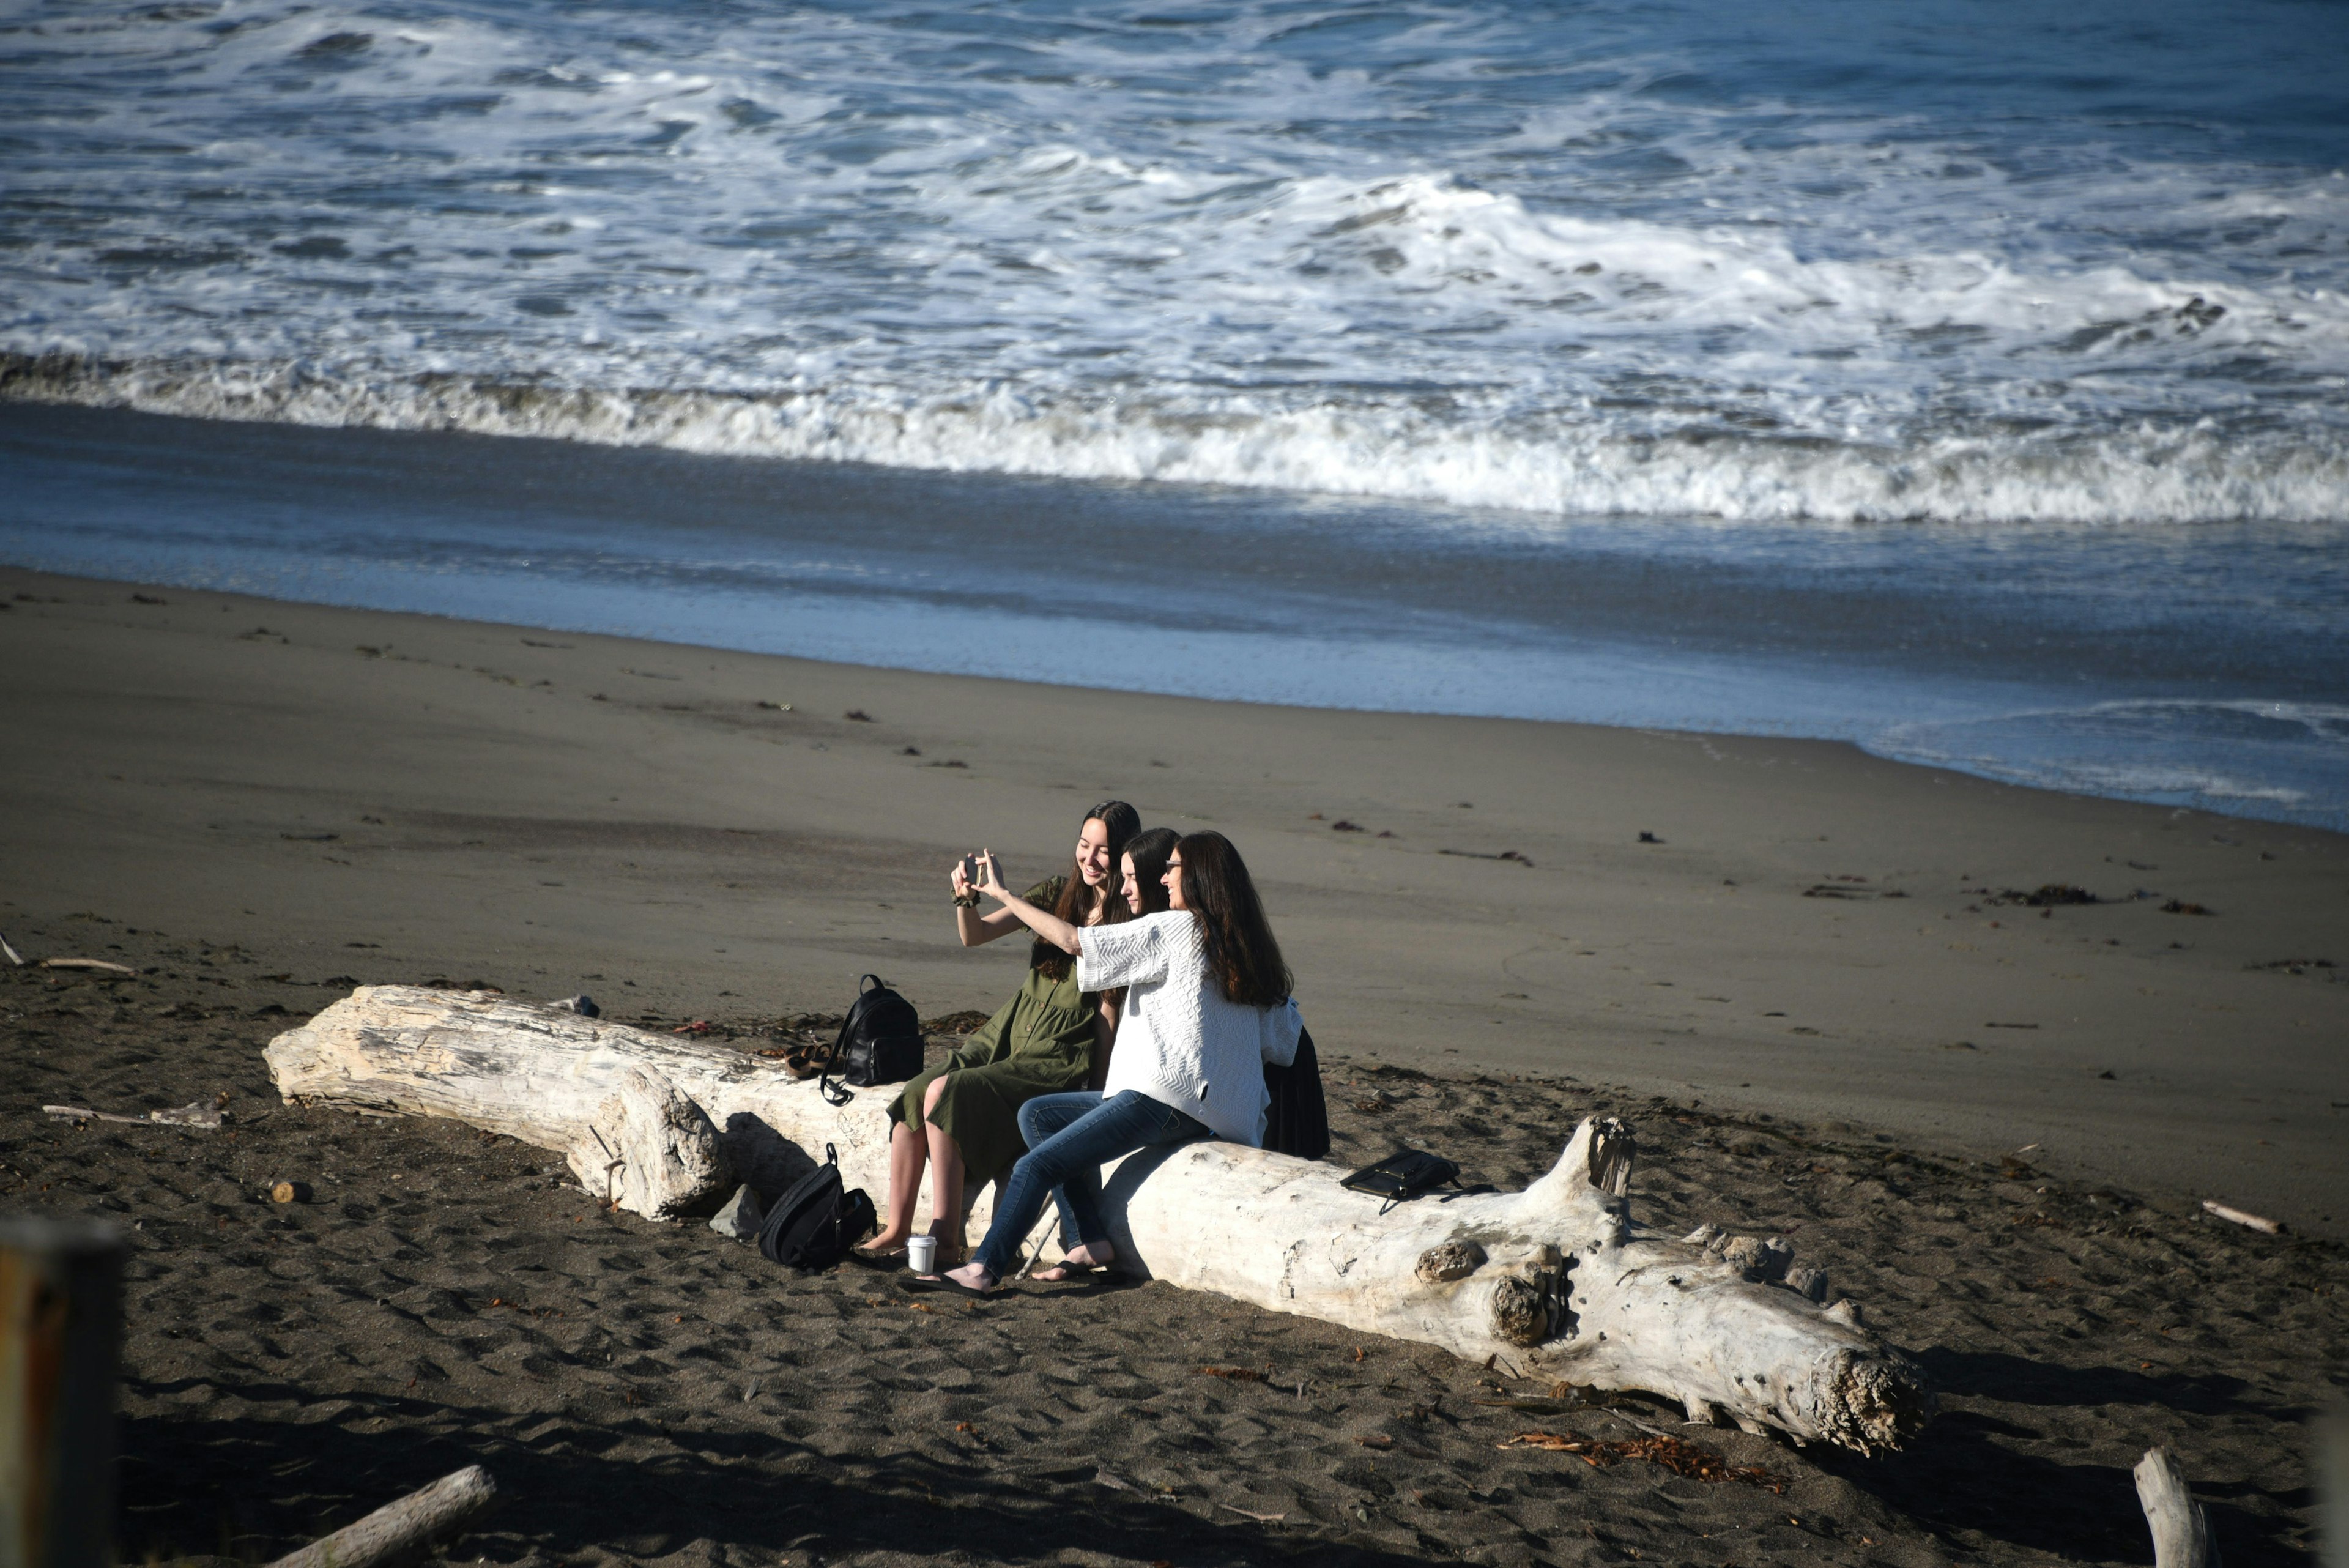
[
  {"left": 1817, "top": 1347, "right": 1935, "bottom": 1457},
  {"left": 1491, "top": 1275, "right": 1548, "bottom": 1345},
  {"left": 1416, "top": 1240, "right": 1487, "bottom": 1283},
  {"left": 1716, "top": 1234, "right": 1794, "bottom": 1282},
  {"left": 1489, "top": 1255, "right": 1574, "bottom": 1347}
]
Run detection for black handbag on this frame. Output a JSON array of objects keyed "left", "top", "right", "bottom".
[
  {"left": 1341, "top": 1145, "right": 1494, "bottom": 1214},
  {"left": 820, "top": 973, "right": 925, "bottom": 1105}
]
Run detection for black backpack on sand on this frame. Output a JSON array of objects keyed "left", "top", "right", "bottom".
[
  {"left": 818, "top": 973, "right": 926, "bottom": 1105},
  {"left": 759, "top": 1143, "right": 877, "bottom": 1271}
]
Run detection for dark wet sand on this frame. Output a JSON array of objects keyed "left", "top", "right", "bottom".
[
  {"left": 4, "top": 951, "right": 2338, "bottom": 1567},
  {"left": 0, "top": 565, "right": 2343, "bottom": 1564}
]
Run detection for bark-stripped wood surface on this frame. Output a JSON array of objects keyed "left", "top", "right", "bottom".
[
  {"left": 265, "top": 986, "right": 1933, "bottom": 1453},
  {"left": 2134, "top": 1447, "right": 2221, "bottom": 1568},
  {"left": 265, "top": 1465, "right": 499, "bottom": 1568}
]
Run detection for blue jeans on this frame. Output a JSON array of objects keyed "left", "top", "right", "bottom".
[
  {"left": 970, "top": 1090, "right": 1209, "bottom": 1278},
  {"left": 1018, "top": 1091, "right": 1118, "bottom": 1249}
]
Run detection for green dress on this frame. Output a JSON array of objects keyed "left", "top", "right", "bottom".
[{"left": 891, "top": 877, "right": 1101, "bottom": 1192}]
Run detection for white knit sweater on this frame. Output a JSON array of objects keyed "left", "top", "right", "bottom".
[{"left": 1077, "top": 909, "right": 1301, "bottom": 1146}]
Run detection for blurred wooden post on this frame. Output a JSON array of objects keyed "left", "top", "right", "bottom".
[
  {"left": 0, "top": 1219, "right": 125, "bottom": 1568},
  {"left": 2319, "top": 1410, "right": 2348, "bottom": 1568}
]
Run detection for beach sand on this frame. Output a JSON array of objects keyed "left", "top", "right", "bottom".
[{"left": 1, "top": 564, "right": 2343, "bottom": 1564}]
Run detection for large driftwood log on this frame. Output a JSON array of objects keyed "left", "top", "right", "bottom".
[
  {"left": 1112, "top": 1118, "right": 1929, "bottom": 1453},
  {"left": 264, "top": 986, "right": 943, "bottom": 1228},
  {"left": 265, "top": 987, "right": 1933, "bottom": 1453}
]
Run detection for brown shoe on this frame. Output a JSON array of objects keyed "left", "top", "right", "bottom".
[{"left": 782, "top": 1042, "right": 837, "bottom": 1080}]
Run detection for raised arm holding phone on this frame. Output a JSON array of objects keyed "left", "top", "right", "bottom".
[
  {"left": 852, "top": 802, "right": 1139, "bottom": 1268},
  {"left": 916, "top": 830, "right": 1304, "bottom": 1298}
]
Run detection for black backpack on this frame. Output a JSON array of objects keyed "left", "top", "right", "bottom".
[
  {"left": 818, "top": 973, "right": 925, "bottom": 1105},
  {"left": 758, "top": 1143, "right": 877, "bottom": 1270}
]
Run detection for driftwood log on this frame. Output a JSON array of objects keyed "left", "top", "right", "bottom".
[
  {"left": 2135, "top": 1448, "right": 2221, "bottom": 1568},
  {"left": 265, "top": 986, "right": 1933, "bottom": 1453},
  {"left": 266, "top": 1465, "right": 498, "bottom": 1568}
]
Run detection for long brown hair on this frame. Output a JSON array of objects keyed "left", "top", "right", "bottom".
[
  {"left": 1034, "top": 800, "right": 1140, "bottom": 979},
  {"left": 1173, "top": 831, "right": 1291, "bottom": 1006}
]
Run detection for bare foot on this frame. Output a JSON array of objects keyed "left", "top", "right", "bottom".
[
  {"left": 1035, "top": 1241, "right": 1116, "bottom": 1282},
  {"left": 940, "top": 1260, "right": 997, "bottom": 1293}
]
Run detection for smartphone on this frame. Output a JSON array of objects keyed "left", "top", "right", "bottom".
[{"left": 960, "top": 853, "right": 981, "bottom": 888}]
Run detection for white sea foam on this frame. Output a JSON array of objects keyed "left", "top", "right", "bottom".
[
  {"left": 4, "top": 0, "right": 2348, "bottom": 527},
  {"left": 9, "top": 352, "right": 2347, "bottom": 529}
]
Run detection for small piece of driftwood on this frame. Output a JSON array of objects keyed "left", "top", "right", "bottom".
[
  {"left": 2135, "top": 1447, "right": 2219, "bottom": 1568},
  {"left": 42, "top": 1102, "right": 222, "bottom": 1131},
  {"left": 35, "top": 958, "right": 137, "bottom": 976},
  {"left": 265, "top": 1465, "right": 498, "bottom": 1568},
  {"left": 0, "top": 932, "right": 23, "bottom": 967},
  {"left": 2201, "top": 1200, "right": 2280, "bottom": 1235}
]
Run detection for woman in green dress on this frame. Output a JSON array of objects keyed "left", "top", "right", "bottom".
[{"left": 853, "top": 800, "right": 1141, "bottom": 1266}]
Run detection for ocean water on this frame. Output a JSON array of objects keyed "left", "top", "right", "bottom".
[{"left": 1, "top": 0, "right": 2345, "bottom": 825}]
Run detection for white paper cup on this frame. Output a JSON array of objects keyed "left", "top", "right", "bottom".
[{"left": 907, "top": 1235, "right": 938, "bottom": 1274}]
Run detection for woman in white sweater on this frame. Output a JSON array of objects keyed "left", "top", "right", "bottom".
[{"left": 911, "top": 830, "right": 1301, "bottom": 1296}]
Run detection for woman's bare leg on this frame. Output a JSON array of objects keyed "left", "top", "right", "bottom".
[
  {"left": 926, "top": 1124, "right": 968, "bottom": 1263},
  {"left": 920, "top": 1074, "right": 969, "bottom": 1262},
  {"left": 860, "top": 1117, "right": 927, "bottom": 1252}
]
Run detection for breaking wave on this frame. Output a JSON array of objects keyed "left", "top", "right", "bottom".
[
  {"left": 8, "top": 352, "right": 2346, "bottom": 529},
  {"left": 5, "top": 0, "right": 2348, "bottom": 530}
]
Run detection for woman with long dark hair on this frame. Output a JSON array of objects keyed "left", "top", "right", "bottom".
[
  {"left": 1022, "top": 823, "right": 1178, "bottom": 1279},
  {"left": 1117, "top": 826, "right": 1179, "bottom": 920},
  {"left": 852, "top": 800, "right": 1140, "bottom": 1266},
  {"left": 911, "top": 830, "right": 1301, "bottom": 1295}
]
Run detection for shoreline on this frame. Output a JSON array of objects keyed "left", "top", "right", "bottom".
[
  {"left": 6, "top": 398, "right": 2345, "bottom": 836},
  {"left": 2, "top": 562, "right": 2345, "bottom": 1236}
]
